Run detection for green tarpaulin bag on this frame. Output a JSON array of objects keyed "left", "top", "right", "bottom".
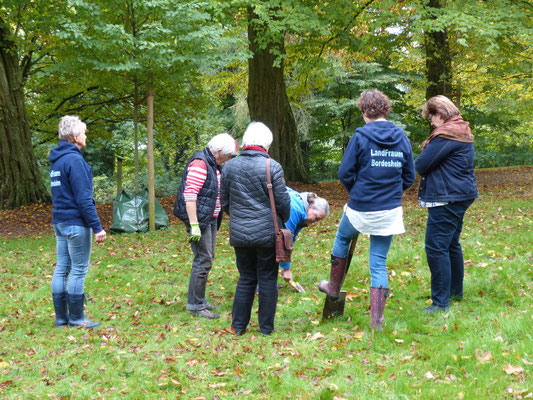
[{"left": 110, "top": 189, "right": 168, "bottom": 233}]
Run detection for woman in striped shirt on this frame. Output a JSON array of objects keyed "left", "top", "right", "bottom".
[{"left": 174, "top": 133, "right": 238, "bottom": 319}]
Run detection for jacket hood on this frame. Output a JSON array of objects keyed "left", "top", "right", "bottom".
[
  {"left": 49, "top": 140, "right": 81, "bottom": 163},
  {"left": 357, "top": 121, "right": 404, "bottom": 147}
]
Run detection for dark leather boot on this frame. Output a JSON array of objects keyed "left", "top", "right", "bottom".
[
  {"left": 67, "top": 293, "right": 100, "bottom": 329},
  {"left": 370, "top": 286, "right": 388, "bottom": 330},
  {"left": 52, "top": 292, "right": 68, "bottom": 327},
  {"left": 318, "top": 255, "right": 347, "bottom": 300}
]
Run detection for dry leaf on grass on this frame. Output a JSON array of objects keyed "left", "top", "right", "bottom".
[{"left": 503, "top": 364, "right": 524, "bottom": 375}]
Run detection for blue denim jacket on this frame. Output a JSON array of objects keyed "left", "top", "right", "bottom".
[{"left": 415, "top": 137, "right": 478, "bottom": 202}]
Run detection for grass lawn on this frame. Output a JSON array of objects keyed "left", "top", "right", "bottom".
[{"left": 0, "top": 170, "right": 531, "bottom": 399}]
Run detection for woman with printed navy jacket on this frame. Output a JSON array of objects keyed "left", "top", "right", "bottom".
[
  {"left": 318, "top": 89, "right": 415, "bottom": 330},
  {"left": 49, "top": 116, "right": 106, "bottom": 329},
  {"left": 416, "top": 96, "right": 477, "bottom": 313}
]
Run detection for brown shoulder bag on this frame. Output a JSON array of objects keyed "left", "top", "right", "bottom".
[{"left": 266, "top": 158, "right": 294, "bottom": 263}]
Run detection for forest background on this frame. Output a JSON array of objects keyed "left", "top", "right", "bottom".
[{"left": 1, "top": 0, "right": 532, "bottom": 209}]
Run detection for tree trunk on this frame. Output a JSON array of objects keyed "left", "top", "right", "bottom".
[
  {"left": 247, "top": 8, "right": 311, "bottom": 183},
  {"left": 134, "top": 77, "right": 140, "bottom": 193},
  {"left": 424, "top": 0, "right": 453, "bottom": 100},
  {"left": 146, "top": 81, "right": 155, "bottom": 232},
  {"left": 0, "top": 20, "right": 50, "bottom": 209}
]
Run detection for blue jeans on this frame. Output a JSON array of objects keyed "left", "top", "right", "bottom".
[
  {"left": 425, "top": 199, "right": 475, "bottom": 307},
  {"left": 187, "top": 218, "right": 217, "bottom": 311},
  {"left": 332, "top": 213, "right": 393, "bottom": 289},
  {"left": 52, "top": 224, "right": 92, "bottom": 295},
  {"left": 232, "top": 246, "right": 278, "bottom": 335}
]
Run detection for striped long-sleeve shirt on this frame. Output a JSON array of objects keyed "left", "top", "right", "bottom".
[{"left": 183, "top": 159, "right": 221, "bottom": 217}]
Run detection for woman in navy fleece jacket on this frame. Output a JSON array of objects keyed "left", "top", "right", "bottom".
[
  {"left": 49, "top": 116, "right": 106, "bottom": 329},
  {"left": 416, "top": 96, "right": 477, "bottom": 314},
  {"left": 319, "top": 89, "right": 415, "bottom": 330}
]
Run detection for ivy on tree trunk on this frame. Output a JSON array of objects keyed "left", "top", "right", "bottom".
[{"left": 0, "top": 20, "right": 50, "bottom": 209}]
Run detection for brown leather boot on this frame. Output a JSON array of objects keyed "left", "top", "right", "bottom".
[
  {"left": 318, "top": 255, "right": 347, "bottom": 300},
  {"left": 370, "top": 286, "right": 388, "bottom": 330}
]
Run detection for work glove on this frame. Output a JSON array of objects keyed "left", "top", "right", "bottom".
[{"left": 190, "top": 223, "right": 201, "bottom": 242}]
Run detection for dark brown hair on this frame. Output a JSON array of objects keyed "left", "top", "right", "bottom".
[
  {"left": 356, "top": 89, "right": 392, "bottom": 119},
  {"left": 422, "top": 95, "right": 460, "bottom": 121}
]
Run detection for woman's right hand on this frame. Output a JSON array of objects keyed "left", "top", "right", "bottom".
[{"left": 95, "top": 230, "right": 107, "bottom": 243}]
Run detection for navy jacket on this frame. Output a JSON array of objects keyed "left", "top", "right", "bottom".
[
  {"left": 174, "top": 148, "right": 223, "bottom": 232},
  {"left": 415, "top": 137, "right": 478, "bottom": 202},
  {"left": 221, "top": 150, "right": 291, "bottom": 247},
  {"left": 339, "top": 121, "right": 416, "bottom": 212},
  {"left": 49, "top": 141, "right": 103, "bottom": 233}
]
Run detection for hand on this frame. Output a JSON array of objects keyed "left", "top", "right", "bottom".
[
  {"left": 190, "top": 223, "right": 201, "bottom": 242},
  {"left": 280, "top": 268, "right": 293, "bottom": 283},
  {"left": 95, "top": 229, "right": 107, "bottom": 243}
]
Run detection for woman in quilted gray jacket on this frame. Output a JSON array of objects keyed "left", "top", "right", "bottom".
[{"left": 221, "top": 122, "right": 291, "bottom": 336}]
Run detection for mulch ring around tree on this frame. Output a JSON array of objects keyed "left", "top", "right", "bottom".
[{"left": 1, "top": 166, "right": 531, "bottom": 238}]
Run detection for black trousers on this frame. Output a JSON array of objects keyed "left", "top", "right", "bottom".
[{"left": 231, "top": 246, "right": 278, "bottom": 335}]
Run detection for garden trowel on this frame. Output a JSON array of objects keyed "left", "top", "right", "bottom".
[{"left": 322, "top": 236, "right": 358, "bottom": 320}]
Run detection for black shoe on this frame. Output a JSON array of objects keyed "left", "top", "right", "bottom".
[
  {"left": 190, "top": 309, "right": 220, "bottom": 319},
  {"left": 423, "top": 304, "right": 449, "bottom": 314},
  {"left": 230, "top": 326, "right": 245, "bottom": 336}
]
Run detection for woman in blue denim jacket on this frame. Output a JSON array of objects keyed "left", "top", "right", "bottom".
[
  {"left": 49, "top": 116, "right": 107, "bottom": 328},
  {"left": 415, "top": 96, "right": 478, "bottom": 313}
]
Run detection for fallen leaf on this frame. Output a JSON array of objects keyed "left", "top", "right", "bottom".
[
  {"left": 424, "top": 371, "right": 435, "bottom": 379},
  {"left": 475, "top": 349, "right": 492, "bottom": 364},
  {"left": 308, "top": 332, "right": 325, "bottom": 341},
  {"left": 353, "top": 331, "right": 365, "bottom": 340},
  {"left": 503, "top": 364, "right": 524, "bottom": 375}
]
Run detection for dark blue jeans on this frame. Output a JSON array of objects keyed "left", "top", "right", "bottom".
[
  {"left": 232, "top": 246, "right": 278, "bottom": 335},
  {"left": 425, "top": 199, "right": 474, "bottom": 307}
]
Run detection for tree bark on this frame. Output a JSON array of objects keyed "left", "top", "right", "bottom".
[
  {"left": 0, "top": 19, "right": 50, "bottom": 209},
  {"left": 424, "top": 0, "right": 453, "bottom": 100},
  {"left": 247, "top": 8, "right": 311, "bottom": 182},
  {"left": 146, "top": 81, "right": 155, "bottom": 232}
]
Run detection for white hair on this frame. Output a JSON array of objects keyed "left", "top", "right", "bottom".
[
  {"left": 312, "top": 196, "right": 330, "bottom": 216},
  {"left": 58, "top": 115, "right": 86, "bottom": 143},
  {"left": 242, "top": 122, "right": 273, "bottom": 149},
  {"left": 207, "top": 133, "right": 238, "bottom": 156}
]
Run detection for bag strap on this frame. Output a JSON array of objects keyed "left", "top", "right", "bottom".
[{"left": 266, "top": 158, "right": 280, "bottom": 233}]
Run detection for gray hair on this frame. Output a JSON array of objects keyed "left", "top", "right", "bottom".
[
  {"left": 58, "top": 115, "right": 86, "bottom": 143},
  {"left": 311, "top": 196, "right": 330, "bottom": 216},
  {"left": 208, "top": 133, "right": 238, "bottom": 156},
  {"left": 242, "top": 122, "right": 273, "bottom": 149}
]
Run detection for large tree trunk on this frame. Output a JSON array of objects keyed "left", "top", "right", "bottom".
[
  {"left": 424, "top": 0, "right": 453, "bottom": 100},
  {"left": 0, "top": 20, "right": 50, "bottom": 209},
  {"left": 247, "top": 8, "right": 311, "bottom": 183}
]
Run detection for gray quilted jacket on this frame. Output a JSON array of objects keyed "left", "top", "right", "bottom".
[{"left": 221, "top": 150, "right": 291, "bottom": 247}]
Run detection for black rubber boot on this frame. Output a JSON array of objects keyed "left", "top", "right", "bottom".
[
  {"left": 318, "top": 255, "right": 347, "bottom": 300},
  {"left": 67, "top": 293, "right": 100, "bottom": 329},
  {"left": 52, "top": 292, "right": 68, "bottom": 327}
]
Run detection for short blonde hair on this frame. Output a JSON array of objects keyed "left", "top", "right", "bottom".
[
  {"left": 422, "top": 95, "right": 460, "bottom": 121},
  {"left": 242, "top": 122, "right": 273, "bottom": 149},
  {"left": 58, "top": 115, "right": 86, "bottom": 143}
]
